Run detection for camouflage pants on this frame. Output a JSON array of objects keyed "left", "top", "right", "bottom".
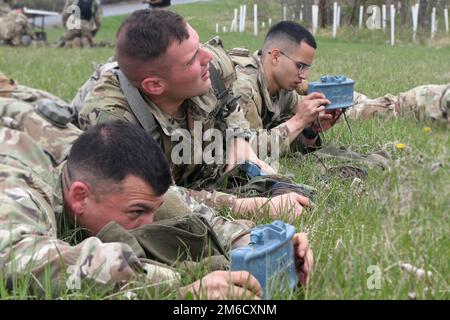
[
  {"left": 57, "top": 29, "right": 94, "bottom": 48},
  {"left": 57, "top": 19, "right": 98, "bottom": 48},
  {"left": 347, "top": 85, "right": 450, "bottom": 127}
]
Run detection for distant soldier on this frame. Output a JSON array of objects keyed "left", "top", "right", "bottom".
[
  {"left": 0, "top": 0, "right": 36, "bottom": 46},
  {"left": 143, "top": 0, "right": 171, "bottom": 10},
  {"left": 57, "top": 0, "right": 102, "bottom": 48},
  {"left": 348, "top": 86, "right": 450, "bottom": 127}
]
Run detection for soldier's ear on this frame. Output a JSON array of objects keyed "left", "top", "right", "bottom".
[
  {"left": 141, "top": 76, "right": 165, "bottom": 96},
  {"left": 67, "top": 181, "right": 90, "bottom": 216}
]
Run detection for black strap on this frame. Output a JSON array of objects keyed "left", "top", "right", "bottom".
[
  {"left": 209, "top": 64, "right": 240, "bottom": 119},
  {"left": 114, "top": 69, "right": 161, "bottom": 143}
]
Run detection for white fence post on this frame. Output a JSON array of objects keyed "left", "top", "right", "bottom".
[
  {"left": 253, "top": 4, "right": 258, "bottom": 36},
  {"left": 268, "top": 18, "right": 272, "bottom": 28},
  {"left": 445, "top": 6, "right": 449, "bottom": 33},
  {"left": 312, "top": 5, "right": 319, "bottom": 35},
  {"left": 230, "top": 8, "right": 238, "bottom": 32},
  {"left": 239, "top": 6, "right": 243, "bottom": 32},
  {"left": 390, "top": 4, "right": 396, "bottom": 46},
  {"left": 215, "top": 23, "right": 219, "bottom": 33},
  {"left": 332, "top": 2, "right": 338, "bottom": 38},
  {"left": 299, "top": 5, "right": 303, "bottom": 22},
  {"left": 431, "top": 7, "right": 436, "bottom": 39},
  {"left": 283, "top": 5, "right": 287, "bottom": 21},
  {"left": 243, "top": 5, "right": 247, "bottom": 32},
  {"left": 411, "top": 4, "right": 419, "bottom": 42},
  {"left": 359, "top": 5, "right": 364, "bottom": 29},
  {"left": 382, "top": 4, "right": 387, "bottom": 31}
]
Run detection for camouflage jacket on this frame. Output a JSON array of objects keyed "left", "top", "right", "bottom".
[
  {"left": 232, "top": 51, "right": 321, "bottom": 155},
  {"left": 77, "top": 63, "right": 250, "bottom": 202},
  {"left": 349, "top": 84, "right": 450, "bottom": 127},
  {"left": 0, "top": 95, "right": 252, "bottom": 295}
]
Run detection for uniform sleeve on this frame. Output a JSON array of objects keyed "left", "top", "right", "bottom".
[
  {"left": 77, "top": 70, "right": 139, "bottom": 130},
  {"left": 168, "top": 186, "right": 253, "bottom": 250}
]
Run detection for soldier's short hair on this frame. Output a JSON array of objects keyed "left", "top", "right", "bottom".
[
  {"left": 263, "top": 21, "right": 317, "bottom": 52},
  {"left": 67, "top": 121, "right": 172, "bottom": 196},
  {"left": 115, "top": 9, "right": 189, "bottom": 83}
]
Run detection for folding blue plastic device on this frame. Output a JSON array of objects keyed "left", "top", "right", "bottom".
[
  {"left": 307, "top": 75, "right": 355, "bottom": 109},
  {"left": 230, "top": 221, "right": 297, "bottom": 299}
]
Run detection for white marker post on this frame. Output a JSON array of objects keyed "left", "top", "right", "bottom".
[
  {"left": 332, "top": 2, "right": 338, "bottom": 38},
  {"left": 268, "top": 18, "right": 272, "bottom": 28},
  {"left": 223, "top": 26, "right": 227, "bottom": 33},
  {"left": 299, "top": 7, "right": 303, "bottom": 22},
  {"left": 431, "top": 7, "right": 436, "bottom": 39},
  {"left": 239, "top": 5, "right": 243, "bottom": 32},
  {"left": 262, "top": 21, "right": 265, "bottom": 30},
  {"left": 215, "top": 23, "right": 219, "bottom": 33},
  {"left": 390, "top": 4, "right": 396, "bottom": 46},
  {"left": 243, "top": 5, "right": 247, "bottom": 32},
  {"left": 359, "top": 5, "right": 364, "bottom": 29},
  {"left": 411, "top": 4, "right": 419, "bottom": 42},
  {"left": 253, "top": 4, "right": 258, "bottom": 36},
  {"left": 445, "top": 6, "right": 449, "bottom": 33},
  {"left": 283, "top": 6, "right": 287, "bottom": 21},
  {"left": 312, "top": 5, "right": 319, "bottom": 35},
  {"left": 382, "top": 5, "right": 387, "bottom": 31},
  {"left": 230, "top": 8, "right": 238, "bottom": 32},
  {"left": 372, "top": 5, "right": 377, "bottom": 30}
]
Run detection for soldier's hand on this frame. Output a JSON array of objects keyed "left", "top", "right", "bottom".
[
  {"left": 233, "top": 192, "right": 313, "bottom": 220},
  {"left": 179, "top": 271, "right": 262, "bottom": 300},
  {"left": 266, "top": 192, "right": 312, "bottom": 220},
  {"left": 311, "top": 108, "right": 343, "bottom": 132},
  {"left": 293, "top": 232, "right": 314, "bottom": 286},
  {"left": 293, "top": 92, "right": 331, "bottom": 128}
]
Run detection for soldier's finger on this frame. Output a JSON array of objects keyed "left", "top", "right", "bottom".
[
  {"left": 300, "top": 249, "right": 314, "bottom": 286},
  {"left": 230, "top": 271, "right": 263, "bottom": 297},
  {"left": 318, "top": 113, "right": 333, "bottom": 120},
  {"left": 227, "top": 286, "right": 262, "bottom": 300},
  {"left": 293, "top": 233, "right": 310, "bottom": 257},
  {"left": 295, "top": 194, "right": 314, "bottom": 208},
  {"left": 305, "top": 92, "right": 326, "bottom": 100}
]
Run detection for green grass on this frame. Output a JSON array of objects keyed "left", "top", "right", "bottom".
[{"left": 0, "top": 0, "right": 449, "bottom": 300}]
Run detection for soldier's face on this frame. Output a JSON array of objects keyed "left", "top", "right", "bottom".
[
  {"left": 75, "top": 175, "right": 165, "bottom": 235},
  {"left": 275, "top": 41, "right": 315, "bottom": 91},
  {"left": 163, "top": 23, "right": 214, "bottom": 99}
]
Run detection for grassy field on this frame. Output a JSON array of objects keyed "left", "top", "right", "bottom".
[{"left": 0, "top": 0, "right": 449, "bottom": 300}]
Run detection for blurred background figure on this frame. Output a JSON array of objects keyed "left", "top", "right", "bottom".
[
  {"left": 0, "top": 0, "right": 36, "bottom": 46},
  {"left": 57, "top": 0, "right": 102, "bottom": 48}
]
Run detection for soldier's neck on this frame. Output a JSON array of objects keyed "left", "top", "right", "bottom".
[{"left": 261, "top": 59, "right": 280, "bottom": 96}]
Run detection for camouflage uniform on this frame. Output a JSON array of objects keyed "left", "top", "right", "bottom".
[
  {"left": 349, "top": 85, "right": 450, "bottom": 127},
  {"left": 0, "top": 97, "right": 253, "bottom": 294},
  {"left": 231, "top": 50, "right": 321, "bottom": 156},
  {"left": 0, "top": 0, "right": 12, "bottom": 16},
  {"left": 0, "top": 1, "right": 36, "bottom": 46},
  {"left": 58, "top": 0, "right": 102, "bottom": 48},
  {"left": 77, "top": 62, "right": 250, "bottom": 208}
]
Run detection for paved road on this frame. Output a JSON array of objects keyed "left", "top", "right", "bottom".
[{"left": 43, "top": 0, "right": 210, "bottom": 27}]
